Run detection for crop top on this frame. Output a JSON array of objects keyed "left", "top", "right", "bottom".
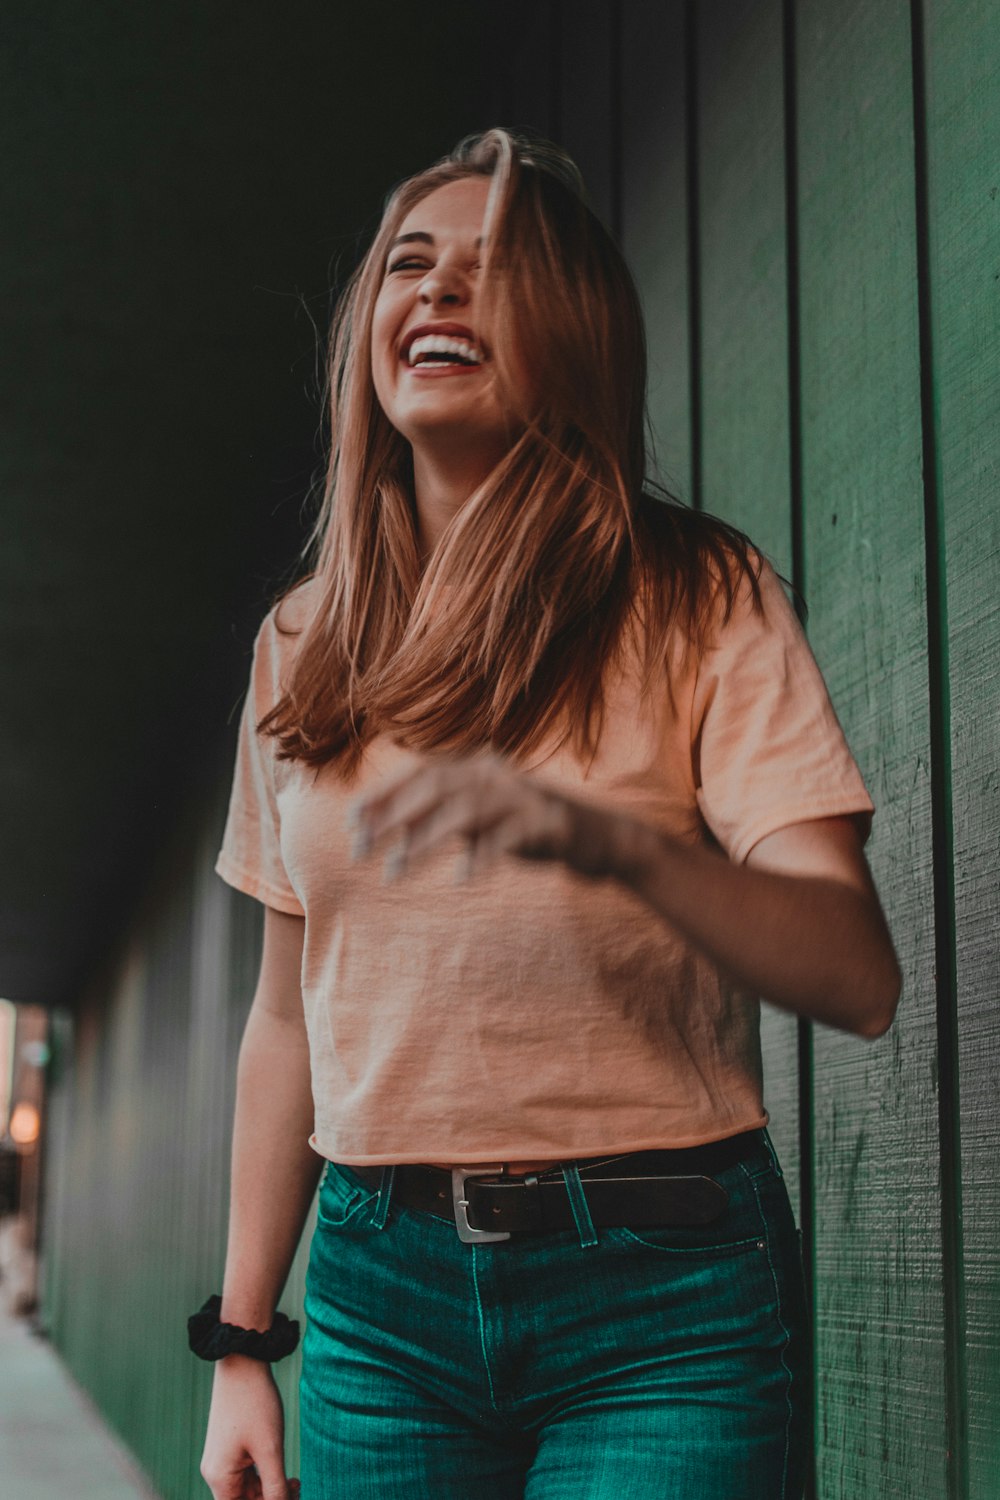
[{"left": 216, "top": 556, "right": 874, "bottom": 1165}]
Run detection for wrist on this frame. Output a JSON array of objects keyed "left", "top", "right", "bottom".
[
  {"left": 616, "top": 819, "right": 677, "bottom": 893},
  {"left": 220, "top": 1300, "right": 275, "bottom": 1333},
  {"left": 189, "top": 1294, "right": 300, "bottom": 1363},
  {"left": 213, "top": 1352, "right": 275, "bottom": 1377}
]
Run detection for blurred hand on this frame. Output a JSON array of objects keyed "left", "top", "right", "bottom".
[
  {"left": 347, "top": 750, "right": 657, "bottom": 886},
  {"left": 200, "top": 1358, "right": 299, "bottom": 1500}
]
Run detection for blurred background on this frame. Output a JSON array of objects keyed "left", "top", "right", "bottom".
[{"left": 1, "top": 2, "right": 997, "bottom": 1497}]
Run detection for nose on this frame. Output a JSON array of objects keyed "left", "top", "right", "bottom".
[{"left": 418, "top": 262, "right": 470, "bottom": 308}]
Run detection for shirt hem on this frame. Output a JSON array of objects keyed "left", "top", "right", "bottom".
[{"left": 308, "top": 1115, "right": 770, "bottom": 1166}]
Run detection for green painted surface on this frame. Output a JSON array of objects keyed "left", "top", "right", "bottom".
[
  {"left": 43, "top": 790, "right": 314, "bottom": 1499},
  {"left": 923, "top": 0, "right": 1000, "bottom": 1491},
  {"left": 693, "top": 0, "right": 802, "bottom": 1221},
  {"left": 794, "top": 2, "right": 947, "bottom": 1493}
]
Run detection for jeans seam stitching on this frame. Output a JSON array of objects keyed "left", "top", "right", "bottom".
[
  {"left": 745, "top": 1166, "right": 794, "bottom": 1499},
  {"left": 613, "top": 1226, "right": 763, "bottom": 1255},
  {"left": 743, "top": 1158, "right": 777, "bottom": 1182},
  {"left": 469, "top": 1244, "right": 501, "bottom": 1414}
]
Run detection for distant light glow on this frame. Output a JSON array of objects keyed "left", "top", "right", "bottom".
[{"left": 9, "top": 1101, "right": 40, "bottom": 1147}]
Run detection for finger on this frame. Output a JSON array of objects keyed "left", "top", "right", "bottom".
[
  {"left": 360, "top": 764, "right": 512, "bottom": 864},
  {"left": 350, "top": 748, "right": 505, "bottom": 840},
  {"left": 349, "top": 764, "right": 458, "bottom": 856},
  {"left": 344, "top": 754, "right": 437, "bottom": 831},
  {"left": 256, "top": 1454, "right": 291, "bottom": 1500},
  {"left": 467, "top": 797, "right": 575, "bottom": 873},
  {"left": 202, "top": 1462, "right": 256, "bottom": 1500},
  {"left": 456, "top": 817, "right": 524, "bottom": 882},
  {"left": 473, "top": 808, "right": 554, "bottom": 865},
  {"left": 386, "top": 784, "right": 518, "bottom": 874}
]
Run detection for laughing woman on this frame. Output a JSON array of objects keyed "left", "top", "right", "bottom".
[{"left": 195, "top": 129, "right": 900, "bottom": 1500}]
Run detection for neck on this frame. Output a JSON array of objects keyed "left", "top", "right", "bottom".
[{"left": 411, "top": 439, "right": 508, "bottom": 562}]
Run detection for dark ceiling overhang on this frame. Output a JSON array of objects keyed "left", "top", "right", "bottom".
[{"left": 2, "top": 1, "right": 529, "bottom": 1006}]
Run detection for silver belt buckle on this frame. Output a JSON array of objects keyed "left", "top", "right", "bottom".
[{"left": 451, "top": 1166, "right": 512, "bottom": 1243}]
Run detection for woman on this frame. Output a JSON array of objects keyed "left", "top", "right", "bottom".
[{"left": 197, "top": 128, "right": 900, "bottom": 1500}]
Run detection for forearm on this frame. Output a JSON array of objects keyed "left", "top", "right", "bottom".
[
  {"left": 221, "top": 1004, "right": 322, "bottom": 1331},
  {"left": 623, "top": 827, "right": 901, "bottom": 1037}
]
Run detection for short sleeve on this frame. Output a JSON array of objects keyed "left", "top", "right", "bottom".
[
  {"left": 215, "top": 612, "right": 305, "bottom": 916},
  {"left": 691, "top": 556, "right": 875, "bottom": 864}
]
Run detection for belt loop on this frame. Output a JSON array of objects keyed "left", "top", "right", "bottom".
[
  {"left": 761, "top": 1128, "right": 783, "bottom": 1178},
  {"left": 370, "top": 1164, "right": 396, "bottom": 1229},
  {"left": 560, "top": 1161, "right": 598, "bottom": 1248}
]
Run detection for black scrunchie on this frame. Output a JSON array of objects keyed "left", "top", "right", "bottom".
[{"left": 187, "top": 1295, "right": 300, "bottom": 1363}]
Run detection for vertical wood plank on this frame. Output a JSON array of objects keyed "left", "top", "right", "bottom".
[
  {"left": 186, "top": 811, "right": 240, "bottom": 1494},
  {"left": 694, "top": 0, "right": 802, "bottom": 1216},
  {"left": 795, "top": 1, "right": 947, "bottom": 1493},
  {"left": 40, "top": 774, "right": 302, "bottom": 1499},
  {"left": 922, "top": 0, "right": 1000, "bottom": 1490},
  {"left": 620, "top": 0, "right": 692, "bottom": 501}
]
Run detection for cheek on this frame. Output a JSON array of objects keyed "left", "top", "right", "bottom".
[
  {"left": 370, "top": 346, "right": 390, "bottom": 409},
  {"left": 369, "top": 294, "right": 397, "bottom": 385},
  {"left": 369, "top": 330, "right": 396, "bottom": 411}
]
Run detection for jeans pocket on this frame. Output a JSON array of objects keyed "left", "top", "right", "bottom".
[
  {"left": 608, "top": 1162, "right": 769, "bottom": 1257},
  {"left": 315, "top": 1160, "right": 379, "bottom": 1230}
]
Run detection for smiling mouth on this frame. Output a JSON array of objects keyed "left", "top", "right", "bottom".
[
  {"left": 406, "top": 361, "right": 485, "bottom": 378},
  {"left": 402, "top": 331, "right": 487, "bottom": 369}
]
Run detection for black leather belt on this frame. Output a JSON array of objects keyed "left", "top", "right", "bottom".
[{"left": 347, "top": 1131, "right": 760, "bottom": 1244}]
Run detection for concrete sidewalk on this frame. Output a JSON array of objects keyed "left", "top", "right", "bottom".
[{"left": 0, "top": 1307, "right": 161, "bottom": 1499}]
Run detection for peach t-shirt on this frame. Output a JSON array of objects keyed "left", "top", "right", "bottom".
[{"left": 216, "top": 557, "right": 874, "bottom": 1165}]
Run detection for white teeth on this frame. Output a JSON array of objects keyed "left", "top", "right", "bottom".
[{"left": 406, "top": 334, "right": 483, "bottom": 367}]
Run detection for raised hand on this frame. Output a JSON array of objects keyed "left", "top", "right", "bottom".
[{"left": 346, "top": 750, "right": 657, "bottom": 886}]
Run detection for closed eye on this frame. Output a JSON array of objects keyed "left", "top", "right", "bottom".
[{"left": 387, "top": 258, "right": 482, "bottom": 274}]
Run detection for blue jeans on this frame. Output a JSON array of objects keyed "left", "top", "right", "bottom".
[{"left": 300, "top": 1132, "right": 809, "bottom": 1498}]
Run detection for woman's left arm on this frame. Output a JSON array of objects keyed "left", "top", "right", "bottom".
[
  {"left": 628, "top": 812, "right": 901, "bottom": 1038},
  {"left": 348, "top": 753, "right": 901, "bottom": 1041}
]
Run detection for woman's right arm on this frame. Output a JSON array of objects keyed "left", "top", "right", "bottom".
[{"left": 200, "top": 905, "right": 322, "bottom": 1500}]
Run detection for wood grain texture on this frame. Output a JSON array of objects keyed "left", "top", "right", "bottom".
[
  {"left": 795, "top": 1, "right": 947, "bottom": 1493},
  {"left": 620, "top": 0, "right": 692, "bottom": 502},
  {"left": 922, "top": 0, "right": 1000, "bottom": 1490},
  {"left": 694, "top": 0, "right": 802, "bottom": 1218}
]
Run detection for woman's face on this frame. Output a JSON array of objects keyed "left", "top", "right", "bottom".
[{"left": 371, "top": 177, "right": 521, "bottom": 460}]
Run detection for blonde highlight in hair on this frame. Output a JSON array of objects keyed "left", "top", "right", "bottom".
[{"left": 261, "top": 127, "right": 761, "bottom": 778}]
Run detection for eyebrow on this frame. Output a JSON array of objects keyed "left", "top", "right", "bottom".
[{"left": 386, "top": 232, "right": 484, "bottom": 255}]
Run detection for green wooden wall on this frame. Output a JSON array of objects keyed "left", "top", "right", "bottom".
[
  {"left": 40, "top": 3, "right": 998, "bottom": 1498},
  {"left": 509, "top": 1, "right": 998, "bottom": 1494},
  {"left": 43, "top": 791, "right": 316, "bottom": 1499}
]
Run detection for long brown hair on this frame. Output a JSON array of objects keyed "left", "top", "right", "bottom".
[{"left": 262, "top": 127, "right": 761, "bottom": 778}]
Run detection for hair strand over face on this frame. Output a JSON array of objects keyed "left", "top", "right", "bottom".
[{"left": 259, "top": 128, "right": 762, "bottom": 779}]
